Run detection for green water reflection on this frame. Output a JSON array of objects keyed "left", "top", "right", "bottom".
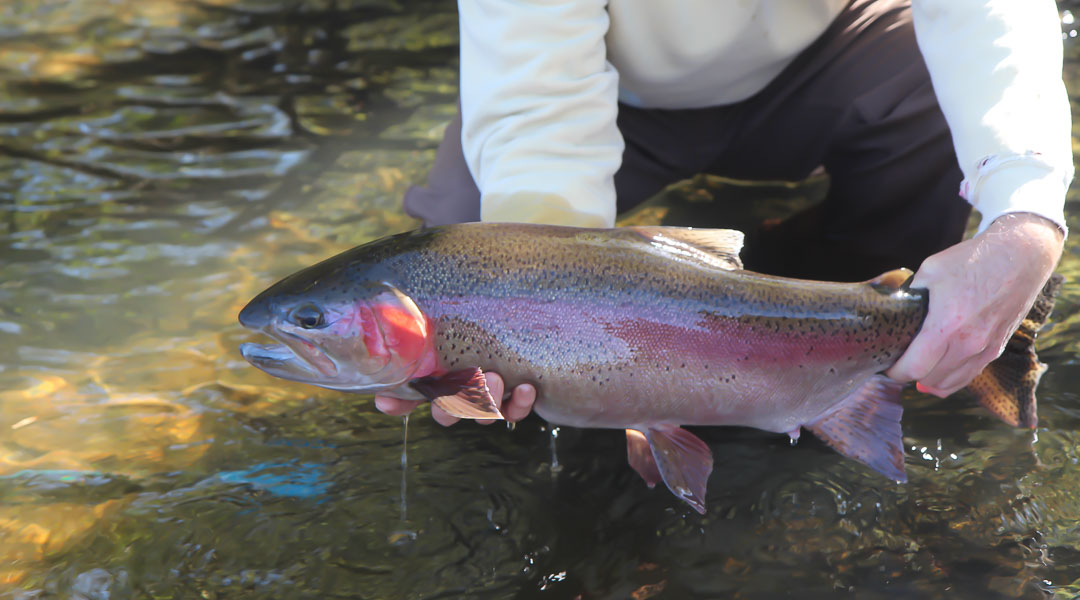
[{"left": 2, "top": 1, "right": 1080, "bottom": 598}]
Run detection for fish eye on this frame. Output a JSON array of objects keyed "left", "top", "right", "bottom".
[{"left": 289, "top": 305, "right": 326, "bottom": 329}]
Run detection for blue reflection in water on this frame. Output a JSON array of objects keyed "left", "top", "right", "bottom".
[{"left": 216, "top": 461, "right": 331, "bottom": 500}]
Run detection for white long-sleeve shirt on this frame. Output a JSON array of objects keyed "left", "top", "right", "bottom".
[{"left": 458, "top": 0, "right": 1073, "bottom": 233}]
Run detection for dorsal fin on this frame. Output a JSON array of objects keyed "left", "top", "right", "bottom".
[{"left": 623, "top": 226, "right": 744, "bottom": 271}]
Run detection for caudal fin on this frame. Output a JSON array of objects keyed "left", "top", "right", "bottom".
[{"left": 966, "top": 274, "right": 1063, "bottom": 429}]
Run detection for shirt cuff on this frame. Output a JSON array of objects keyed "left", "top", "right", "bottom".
[{"left": 967, "top": 163, "right": 1071, "bottom": 236}]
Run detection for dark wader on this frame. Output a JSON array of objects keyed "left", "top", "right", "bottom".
[{"left": 403, "top": 0, "right": 969, "bottom": 282}]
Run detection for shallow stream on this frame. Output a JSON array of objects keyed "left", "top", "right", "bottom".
[{"left": 3, "top": 2, "right": 1080, "bottom": 598}]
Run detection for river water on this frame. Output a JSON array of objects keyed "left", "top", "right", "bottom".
[{"left": 2, "top": 2, "right": 1080, "bottom": 598}]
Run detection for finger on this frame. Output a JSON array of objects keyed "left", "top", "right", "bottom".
[
  {"left": 915, "top": 340, "right": 982, "bottom": 395},
  {"left": 431, "top": 403, "right": 461, "bottom": 427},
  {"left": 918, "top": 317, "right": 1014, "bottom": 394},
  {"left": 919, "top": 342, "right": 1002, "bottom": 397},
  {"left": 885, "top": 271, "right": 952, "bottom": 383},
  {"left": 374, "top": 395, "right": 424, "bottom": 417},
  {"left": 885, "top": 331, "right": 950, "bottom": 384},
  {"left": 476, "top": 372, "right": 506, "bottom": 425},
  {"left": 916, "top": 371, "right": 970, "bottom": 399},
  {"left": 503, "top": 383, "right": 537, "bottom": 422},
  {"left": 916, "top": 382, "right": 949, "bottom": 396}
]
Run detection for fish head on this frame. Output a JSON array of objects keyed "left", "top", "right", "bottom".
[{"left": 238, "top": 267, "right": 432, "bottom": 393}]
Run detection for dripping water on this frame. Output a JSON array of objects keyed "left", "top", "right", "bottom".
[
  {"left": 388, "top": 414, "right": 417, "bottom": 546},
  {"left": 550, "top": 426, "right": 563, "bottom": 474},
  {"left": 400, "top": 413, "right": 409, "bottom": 522}
]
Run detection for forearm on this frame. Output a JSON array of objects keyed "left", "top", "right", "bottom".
[
  {"left": 458, "top": 0, "right": 622, "bottom": 227},
  {"left": 978, "top": 212, "right": 1065, "bottom": 291},
  {"left": 913, "top": 0, "right": 1072, "bottom": 233}
]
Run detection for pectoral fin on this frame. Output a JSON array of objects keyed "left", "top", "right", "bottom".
[
  {"left": 409, "top": 367, "right": 504, "bottom": 420},
  {"left": 643, "top": 424, "right": 713, "bottom": 514},
  {"left": 806, "top": 374, "right": 906, "bottom": 482}
]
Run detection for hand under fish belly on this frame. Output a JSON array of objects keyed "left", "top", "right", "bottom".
[{"left": 238, "top": 223, "right": 1060, "bottom": 514}]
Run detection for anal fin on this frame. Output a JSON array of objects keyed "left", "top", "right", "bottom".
[
  {"left": 806, "top": 374, "right": 906, "bottom": 482},
  {"left": 409, "top": 367, "right": 504, "bottom": 420},
  {"left": 644, "top": 424, "right": 713, "bottom": 514}
]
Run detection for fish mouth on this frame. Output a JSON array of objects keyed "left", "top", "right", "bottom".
[{"left": 239, "top": 331, "right": 338, "bottom": 383}]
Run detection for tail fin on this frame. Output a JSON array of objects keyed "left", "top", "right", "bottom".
[{"left": 966, "top": 274, "right": 1063, "bottom": 429}]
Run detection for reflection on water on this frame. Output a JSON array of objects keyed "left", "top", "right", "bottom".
[{"left": 1, "top": 1, "right": 1080, "bottom": 598}]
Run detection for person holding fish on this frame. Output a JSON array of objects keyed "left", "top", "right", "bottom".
[{"left": 376, "top": 0, "right": 1071, "bottom": 427}]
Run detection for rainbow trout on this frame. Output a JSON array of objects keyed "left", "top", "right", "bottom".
[{"left": 238, "top": 224, "right": 1056, "bottom": 513}]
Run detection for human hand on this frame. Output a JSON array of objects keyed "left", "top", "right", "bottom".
[
  {"left": 374, "top": 372, "right": 537, "bottom": 426},
  {"left": 886, "top": 212, "right": 1064, "bottom": 397}
]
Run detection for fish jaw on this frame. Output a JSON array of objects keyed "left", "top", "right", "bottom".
[
  {"left": 240, "top": 339, "right": 335, "bottom": 382},
  {"left": 238, "top": 320, "right": 387, "bottom": 391},
  {"left": 239, "top": 318, "right": 341, "bottom": 382}
]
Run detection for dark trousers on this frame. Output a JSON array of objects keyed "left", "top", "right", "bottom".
[{"left": 403, "top": 0, "right": 970, "bottom": 282}]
